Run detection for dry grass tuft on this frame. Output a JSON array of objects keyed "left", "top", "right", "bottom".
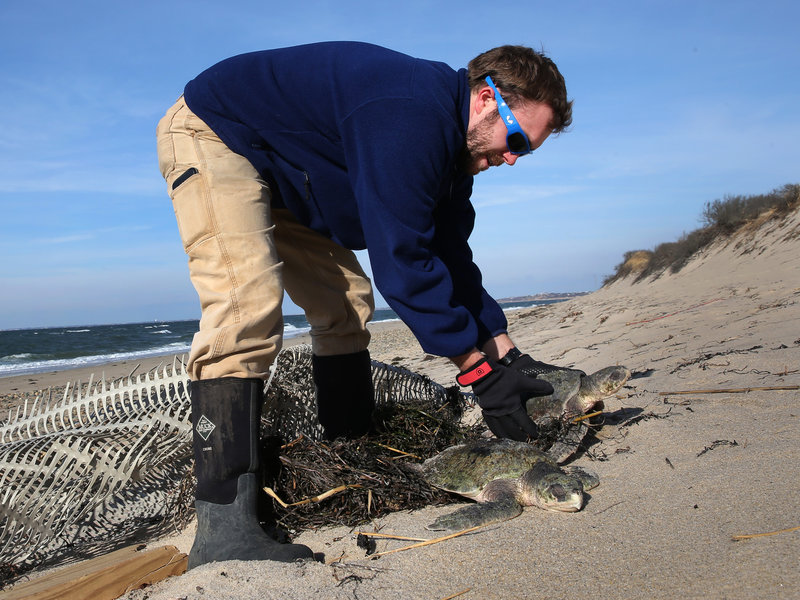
[
  {"left": 610, "top": 250, "right": 653, "bottom": 280},
  {"left": 603, "top": 183, "right": 800, "bottom": 285}
]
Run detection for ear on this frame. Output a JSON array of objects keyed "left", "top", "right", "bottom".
[{"left": 472, "top": 84, "right": 496, "bottom": 115}]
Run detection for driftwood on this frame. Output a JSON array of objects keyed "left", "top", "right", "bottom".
[
  {"left": 0, "top": 544, "right": 187, "bottom": 600},
  {"left": 659, "top": 385, "right": 799, "bottom": 395},
  {"left": 366, "top": 524, "right": 489, "bottom": 559}
]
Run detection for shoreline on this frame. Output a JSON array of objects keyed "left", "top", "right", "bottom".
[
  {"left": 0, "top": 299, "right": 562, "bottom": 395},
  {"left": 0, "top": 318, "right": 428, "bottom": 411}
]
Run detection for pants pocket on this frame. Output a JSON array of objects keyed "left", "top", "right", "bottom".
[{"left": 171, "top": 170, "right": 213, "bottom": 252}]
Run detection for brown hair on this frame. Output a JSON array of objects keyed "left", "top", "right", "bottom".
[{"left": 467, "top": 45, "right": 572, "bottom": 133}]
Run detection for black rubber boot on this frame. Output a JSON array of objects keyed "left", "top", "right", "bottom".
[
  {"left": 188, "top": 377, "right": 313, "bottom": 569},
  {"left": 312, "top": 350, "right": 375, "bottom": 440}
]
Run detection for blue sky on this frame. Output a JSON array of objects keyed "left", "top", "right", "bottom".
[{"left": 1, "top": 0, "right": 798, "bottom": 329}]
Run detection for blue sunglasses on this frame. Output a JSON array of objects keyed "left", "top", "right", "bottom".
[{"left": 484, "top": 76, "right": 531, "bottom": 156}]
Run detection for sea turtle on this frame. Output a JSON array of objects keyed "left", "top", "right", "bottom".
[
  {"left": 529, "top": 365, "right": 631, "bottom": 462},
  {"left": 419, "top": 438, "right": 599, "bottom": 531},
  {"left": 532, "top": 365, "right": 631, "bottom": 419}
]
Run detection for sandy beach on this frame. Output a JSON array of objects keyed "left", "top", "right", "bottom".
[{"left": 2, "top": 208, "right": 799, "bottom": 599}]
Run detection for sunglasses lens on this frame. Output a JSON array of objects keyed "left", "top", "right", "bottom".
[{"left": 507, "top": 132, "right": 530, "bottom": 154}]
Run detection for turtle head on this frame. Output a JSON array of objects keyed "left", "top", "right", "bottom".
[
  {"left": 521, "top": 462, "right": 584, "bottom": 512},
  {"left": 586, "top": 366, "right": 631, "bottom": 396},
  {"left": 573, "top": 365, "right": 631, "bottom": 413}
]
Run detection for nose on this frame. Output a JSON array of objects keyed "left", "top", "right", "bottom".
[{"left": 503, "top": 152, "right": 519, "bottom": 166}]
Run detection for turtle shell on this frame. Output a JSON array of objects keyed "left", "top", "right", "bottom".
[
  {"left": 525, "top": 369, "right": 583, "bottom": 420},
  {"left": 420, "top": 438, "right": 557, "bottom": 498}
]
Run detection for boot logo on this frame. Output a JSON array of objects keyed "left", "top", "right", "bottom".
[{"left": 195, "top": 414, "right": 216, "bottom": 441}]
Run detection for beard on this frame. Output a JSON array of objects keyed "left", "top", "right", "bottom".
[{"left": 458, "top": 108, "right": 503, "bottom": 175}]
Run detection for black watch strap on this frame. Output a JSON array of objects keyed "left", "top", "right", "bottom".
[{"left": 498, "top": 346, "right": 522, "bottom": 367}]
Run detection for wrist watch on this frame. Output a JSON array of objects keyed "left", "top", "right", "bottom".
[{"left": 497, "top": 346, "right": 522, "bottom": 366}]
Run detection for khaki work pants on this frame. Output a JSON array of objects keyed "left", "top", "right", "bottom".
[{"left": 156, "top": 97, "right": 374, "bottom": 381}]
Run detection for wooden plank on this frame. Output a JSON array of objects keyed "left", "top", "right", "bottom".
[
  {"left": 0, "top": 544, "right": 187, "bottom": 600},
  {"left": 659, "top": 385, "right": 799, "bottom": 395}
]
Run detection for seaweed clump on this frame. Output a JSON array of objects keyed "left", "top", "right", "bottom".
[{"left": 264, "top": 388, "right": 483, "bottom": 533}]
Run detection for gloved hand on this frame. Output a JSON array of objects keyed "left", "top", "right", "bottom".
[
  {"left": 457, "top": 357, "right": 554, "bottom": 441},
  {"left": 498, "top": 347, "right": 586, "bottom": 377}
]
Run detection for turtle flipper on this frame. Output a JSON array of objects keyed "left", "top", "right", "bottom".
[
  {"left": 426, "top": 497, "right": 522, "bottom": 531},
  {"left": 546, "top": 421, "right": 589, "bottom": 464}
]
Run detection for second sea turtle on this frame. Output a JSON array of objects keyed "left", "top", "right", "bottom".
[{"left": 528, "top": 365, "right": 631, "bottom": 462}]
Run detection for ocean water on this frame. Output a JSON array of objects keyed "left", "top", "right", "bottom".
[{"left": 0, "top": 300, "right": 562, "bottom": 378}]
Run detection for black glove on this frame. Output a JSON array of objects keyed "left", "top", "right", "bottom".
[
  {"left": 457, "top": 357, "right": 554, "bottom": 441},
  {"left": 498, "top": 346, "right": 586, "bottom": 377}
]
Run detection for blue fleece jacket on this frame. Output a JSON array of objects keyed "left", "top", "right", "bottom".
[{"left": 183, "top": 41, "right": 508, "bottom": 358}]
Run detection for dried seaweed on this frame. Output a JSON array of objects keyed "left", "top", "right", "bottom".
[
  {"left": 264, "top": 393, "right": 484, "bottom": 532},
  {"left": 668, "top": 345, "right": 763, "bottom": 374},
  {"left": 696, "top": 439, "right": 739, "bottom": 457}
]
